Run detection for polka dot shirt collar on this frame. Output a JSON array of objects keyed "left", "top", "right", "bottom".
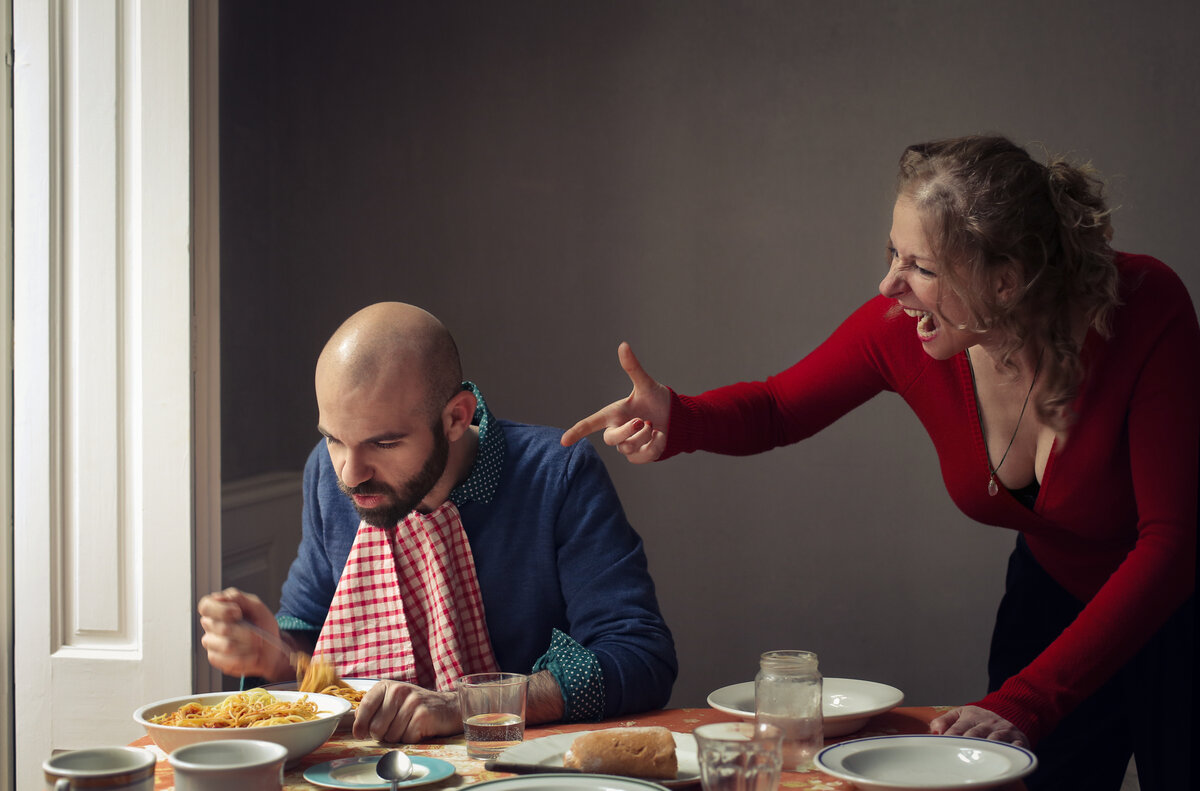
[{"left": 449, "top": 381, "right": 505, "bottom": 507}]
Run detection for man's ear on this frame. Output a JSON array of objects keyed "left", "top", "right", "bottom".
[{"left": 442, "top": 388, "right": 478, "bottom": 441}]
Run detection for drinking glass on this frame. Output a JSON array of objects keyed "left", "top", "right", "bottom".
[
  {"left": 694, "top": 721, "right": 783, "bottom": 791},
  {"left": 457, "top": 672, "right": 528, "bottom": 759}
]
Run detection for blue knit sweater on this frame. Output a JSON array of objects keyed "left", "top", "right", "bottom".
[{"left": 278, "top": 400, "right": 677, "bottom": 720}]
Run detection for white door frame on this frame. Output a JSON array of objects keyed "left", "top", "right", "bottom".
[
  {"left": 192, "top": 0, "right": 223, "bottom": 697},
  {"left": 12, "top": 1, "right": 212, "bottom": 787},
  {"left": 2, "top": 0, "right": 16, "bottom": 786}
]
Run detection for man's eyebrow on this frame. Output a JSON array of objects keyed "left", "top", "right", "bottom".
[
  {"left": 364, "top": 431, "right": 408, "bottom": 444},
  {"left": 316, "top": 426, "right": 409, "bottom": 444}
]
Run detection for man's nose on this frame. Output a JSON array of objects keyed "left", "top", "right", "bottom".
[{"left": 340, "top": 449, "right": 372, "bottom": 489}]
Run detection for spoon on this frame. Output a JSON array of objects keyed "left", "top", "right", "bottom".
[{"left": 376, "top": 749, "right": 414, "bottom": 791}]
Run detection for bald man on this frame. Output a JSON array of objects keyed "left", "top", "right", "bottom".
[{"left": 198, "top": 303, "right": 676, "bottom": 744}]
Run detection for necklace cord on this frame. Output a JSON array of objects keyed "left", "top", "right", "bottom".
[{"left": 966, "top": 350, "right": 1042, "bottom": 495}]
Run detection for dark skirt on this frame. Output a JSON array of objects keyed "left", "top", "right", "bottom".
[{"left": 987, "top": 535, "right": 1194, "bottom": 791}]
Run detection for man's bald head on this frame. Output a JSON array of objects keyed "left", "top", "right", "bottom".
[{"left": 316, "top": 302, "right": 463, "bottom": 418}]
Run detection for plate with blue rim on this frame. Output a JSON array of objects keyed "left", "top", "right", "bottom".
[
  {"left": 303, "top": 754, "right": 455, "bottom": 790},
  {"left": 814, "top": 734, "right": 1037, "bottom": 790},
  {"left": 471, "top": 775, "right": 676, "bottom": 791}
]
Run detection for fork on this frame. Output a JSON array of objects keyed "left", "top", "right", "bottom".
[{"left": 236, "top": 618, "right": 306, "bottom": 673}]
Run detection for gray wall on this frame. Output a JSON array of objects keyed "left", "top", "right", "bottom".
[{"left": 219, "top": 0, "right": 1200, "bottom": 710}]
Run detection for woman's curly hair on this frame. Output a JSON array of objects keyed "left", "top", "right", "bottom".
[{"left": 897, "top": 135, "right": 1120, "bottom": 428}]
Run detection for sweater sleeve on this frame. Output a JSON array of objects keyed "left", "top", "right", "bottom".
[
  {"left": 549, "top": 439, "right": 679, "bottom": 718},
  {"left": 970, "top": 258, "right": 1199, "bottom": 744},
  {"left": 277, "top": 441, "right": 356, "bottom": 630},
  {"left": 663, "top": 296, "right": 904, "bottom": 459}
]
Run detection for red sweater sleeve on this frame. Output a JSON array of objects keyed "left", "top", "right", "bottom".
[{"left": 662, "top": 296, "right": 923, "bottom": 458}]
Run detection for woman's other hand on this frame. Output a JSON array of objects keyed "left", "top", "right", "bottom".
[
  {"left": 930, "top": 705, "right": 1030, "bottom": 748},
  {"left": 560, "top": 342, "right": 671, "bottom": 464}
]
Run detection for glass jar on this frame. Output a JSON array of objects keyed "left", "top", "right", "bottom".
[{"left": 754, "top": 649, "right": 823, "bottom": 771}]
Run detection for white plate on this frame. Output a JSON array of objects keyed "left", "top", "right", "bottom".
[
  {"left": 814, "top": 735, "right": 1037, "bottom": 790},
  {"left": 706, "top": 678, "right": 904, "bottom": 737},
  {"left": 499, "top": 731, "right": 698, "bottom": 788},
  {"left": 303, "top": 754, "right": 456, "bottom": 790},
  {"left": 472, "top": 776, "right": 672, "bottom": 791}
]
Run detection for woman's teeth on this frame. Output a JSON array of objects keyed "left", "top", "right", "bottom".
[{"left": 904, "top": 308, "right": 937, "bottom": 339}]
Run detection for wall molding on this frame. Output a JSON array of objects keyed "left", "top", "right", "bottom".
[{"left": 222, "top": 471, "right": 304, "bottom": 511}]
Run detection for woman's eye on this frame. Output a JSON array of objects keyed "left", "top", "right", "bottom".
[{"left": 887, "top": 245, "right": 936, "bottom": 277}]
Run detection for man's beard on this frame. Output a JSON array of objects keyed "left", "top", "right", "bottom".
[{"left": 338, "top": 427, "right": 450, "bottom": 527}]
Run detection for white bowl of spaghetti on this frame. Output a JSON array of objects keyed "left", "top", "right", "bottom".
[
  {"left": 133, "top": 689, "right": 351, "bottom": 767},
  {"left": 264, "top": 677, "right": 379, "bottom": 731}
]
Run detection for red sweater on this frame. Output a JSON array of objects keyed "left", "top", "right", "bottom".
[{"left": 663, "top": 253, "right": 1198, "bottom": 744}]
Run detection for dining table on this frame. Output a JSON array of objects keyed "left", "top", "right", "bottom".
[{"left": 129, "top": 704, "right": 1029, "bottom": 791}]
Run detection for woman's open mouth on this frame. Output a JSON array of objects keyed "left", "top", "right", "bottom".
[{"left": 903, "top": 307, "right": 938, "bottom": 341}]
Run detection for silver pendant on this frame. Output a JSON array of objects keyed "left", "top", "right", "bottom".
[{"left": 988, "top": 476, "right": 999, "bottom": 497}]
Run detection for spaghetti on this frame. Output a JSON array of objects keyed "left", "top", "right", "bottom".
[
  {"left": 317, "top": 684, "right": 366, "bottom": 707},
  {"left": 150, "top": 689, "right": 320, "bottom": 728},
  {"left": 296, "top": 655, "right": 367, "bottom": 709}
]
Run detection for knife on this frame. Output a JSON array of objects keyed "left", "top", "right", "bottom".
[{"left": 484, "top": 761, "right": 582, "bottom": 775}]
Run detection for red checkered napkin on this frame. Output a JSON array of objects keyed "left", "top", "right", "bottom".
[{"left": 313, "top": 501, "right": 499, "bottom": 689}]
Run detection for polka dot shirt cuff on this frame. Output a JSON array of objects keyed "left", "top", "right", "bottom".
[
  {"left": 532, "top": 628, "right": 606, "bottom": 722},
  {"left": 276, "top": 614, "right": 320, "bottom": 632}
]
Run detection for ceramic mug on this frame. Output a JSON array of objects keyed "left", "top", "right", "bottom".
[
  {"left": 43, "top": 746, "right": 156, "bottom": 791},
  {"left": 168, "top": 739, "right": 287, "bottom": 791}
]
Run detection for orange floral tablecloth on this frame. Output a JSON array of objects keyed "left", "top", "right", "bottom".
[{"left": 130, "top": 705, "right": 1027, "bottom": 791}]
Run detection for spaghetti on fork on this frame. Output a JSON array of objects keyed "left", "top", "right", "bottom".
[{"left": 296, "top": 654, "right": 366, "bottom": 708}]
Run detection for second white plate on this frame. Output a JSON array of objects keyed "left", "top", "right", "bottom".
[
  {"left": 499, "top": 731, "right": 698, "bottom": 788},
  {"left": 814, "top": 735, "right": 1037, "bottom": 790},
  {"left": 473, "top": 775, "right": 673, "bottom": 791},
  {"left": 706, "top": 678, "right": 904, "bottom": 737}
]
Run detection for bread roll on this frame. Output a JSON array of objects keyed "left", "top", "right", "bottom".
[{"left": 563, "top": 726, "right": 678, "bottom": 779}]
